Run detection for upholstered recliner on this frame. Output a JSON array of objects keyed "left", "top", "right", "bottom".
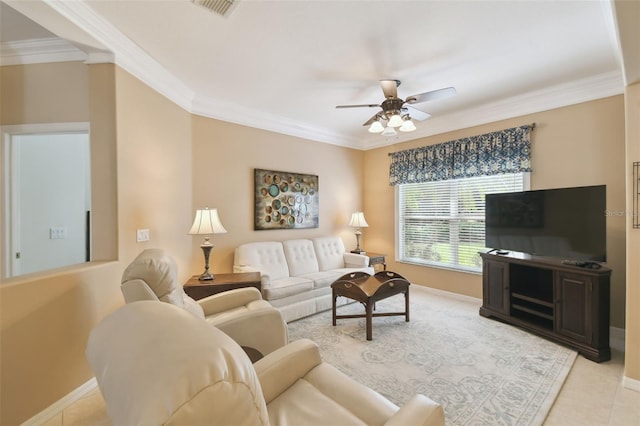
[
  {"left": 121, "top": 248, "right": 288, "bottom": 360},
  {"left": 87, "top": 301, "right": 445, "bottom": 426}
]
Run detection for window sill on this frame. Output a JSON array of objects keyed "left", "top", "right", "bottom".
[{"left": 397, "top": 259, "right": 482, "bottom": 275}]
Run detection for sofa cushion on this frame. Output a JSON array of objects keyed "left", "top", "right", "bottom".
[
  {"left": 262, "top": 277, "right": 314, "bottom": 301},
  {"left": 313, "top": 237, "right": 348, "bottom": 271},
  {"left": 266, "top": 362, "right": 398, "bottom": 426},
  {"left": 299, "top": 270, "right": 344, "bottom": 289},
  {"left": 234, "top": 242, "right": 290, "bottom": 281},
  {"left": 283, "top": 239, "right": 320, "bottom": 277},
  {"left": 267, "top": 378, "right": 366, "bottom": 426}
]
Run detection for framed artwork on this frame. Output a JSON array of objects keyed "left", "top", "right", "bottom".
[{"left": 254, "top": 168, "right": 319, "bottom": 230}]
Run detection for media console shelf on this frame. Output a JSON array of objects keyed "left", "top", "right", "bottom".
[{"left": 479, "top": 251, "right": 611, "bottom": 362}]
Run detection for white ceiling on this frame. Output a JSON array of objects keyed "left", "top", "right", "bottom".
[{"left": 1, "top": 0, "right": 636, "bottom": 150}]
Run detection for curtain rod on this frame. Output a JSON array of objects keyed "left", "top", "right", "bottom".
[{"left": 387, "top": 123, "right": 536, "bottom": 156}]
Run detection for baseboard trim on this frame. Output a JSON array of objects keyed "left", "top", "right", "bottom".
[
  {"left": 622, "top": 375, "right": 640, "bottom": 392},
  {"left": 21, "top": 378, "right": 97, "bottom": 426},
  {"left": 610, "top": 326, "right": 625, "bottom": 352}
]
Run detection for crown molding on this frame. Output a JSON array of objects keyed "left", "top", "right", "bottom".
[
  {"left": 361, "top": 70, "right": 625, "bottom": 151},
  {"left": 0, "top": 37, "right": 86, "bottom": 65},
  {"left": 44, "top": 0, "right": 194, "bottom": 112},
  {"left": 191, "top": 95, "right": 361, "bottom": 149}
]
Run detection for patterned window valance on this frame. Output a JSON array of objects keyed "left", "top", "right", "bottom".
[{"left": 389, "top": 124, "right": 533, "bottom": 185}]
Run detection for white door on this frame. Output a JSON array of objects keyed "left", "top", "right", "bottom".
[{"left": 3, "top": 127, "right": 91, "bottom": 277}]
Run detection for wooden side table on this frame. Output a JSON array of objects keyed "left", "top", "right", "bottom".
[
  {"left": 366, "top": 253, "right": 387, "bottom": 271},
  {"left": 184, "top": 272, "right": 261, "bottom": 300}
]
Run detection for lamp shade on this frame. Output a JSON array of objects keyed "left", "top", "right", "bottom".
[
  {"left": 399, "top": 119, "right": 416, "bottom": 132},
  {"left": 381, "top": 126, "right": 397, "bottom": 136},
  {"left": 368, "top": 121, "right": 385, "bottom": 133},
  {"left": 387, "top": 114, "right": 404, "bottom": 128},
  {"left": 189, "top": 207, "right": 227, "bottom": 235},
  {"left": 349, "top": 212, "right": 368, "bottom": 228}
]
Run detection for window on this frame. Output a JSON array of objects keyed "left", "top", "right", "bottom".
[{"left": 397, "top": 173, "right": 527, "bottom": 272}]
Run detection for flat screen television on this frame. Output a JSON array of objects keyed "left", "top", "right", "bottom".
[{"left": 485, "top": 185, "right": 606, "bottom": 262}]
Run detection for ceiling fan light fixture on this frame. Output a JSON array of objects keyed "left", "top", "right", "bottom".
[
  {"left": 368, "top": 121, "right": 385, "bottom": 133},
  {"left": 399, "top": 118, "right": 416, "bottom": 132},
  {"left": 381, "top": 126, "right": 397, "bottom": 137},
  {"left": 388, "top": 114, "right": 404, "bottom": 128}
]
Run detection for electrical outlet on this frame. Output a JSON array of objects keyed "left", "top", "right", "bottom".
[
  {"left": 136, "top": 229, "right": 150, "bottom": 242},
  {"left": 50, "top": 227, "right": 66, "bottom": 240}
]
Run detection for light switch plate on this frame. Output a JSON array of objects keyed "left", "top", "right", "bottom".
[
  {"left": 50, "top": 227, "right": 66, "bottom": 239},
  {"left": 136, "top": 229, "right": 150, "bottom": 242}
]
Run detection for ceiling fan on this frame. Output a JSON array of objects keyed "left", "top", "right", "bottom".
[{"left": 336, "top": 80, "right": 456, "bottom": 135}]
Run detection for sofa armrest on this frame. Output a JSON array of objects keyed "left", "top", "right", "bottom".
[
  {"left": 214, "top": 308, "right": 288, "bottom": 357},
  {"left": 197, "top": 287, "right": 262, "bottom": 315},
  {"left": 233, "top": 264, "right": 261, "bottom": 274},
  {"left": 384, "top": 395, "right": 445, "bottom": 426},
  {"left": 121, "top": 279, "right": 160, "bottom": 303},
  {"left": 344, "top": 252, "right": 370, "bottom": 268},
  {"left": 253, "top": 339, "right": 322, "bottom": 404},
  {"left": 233, "top": 265, "right": 272, "bottom": 289}
]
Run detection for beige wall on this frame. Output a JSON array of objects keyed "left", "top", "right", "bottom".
[
  {"left": 624, "top": 82, "right": 639, "bottom": 383},
  {"left": 364, "top": 96, "right": 627, "bottom": 329},
  {"left": 190, "top": 116, "right": 365, "bottom": 275},
  {"left": 113, "top": 68, "right": 193, "bottom": 275},
  {"left": 0, "top": 263, "right": 122, "bottom": 425},
  {"left": 88, "top": 64, "right": 118, "bottom": 261},
  {"left": 0, "top": 62, "right": 89, "bottom": 124}
]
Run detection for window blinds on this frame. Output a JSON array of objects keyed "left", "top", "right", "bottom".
[{"left": 398, "top": 173, "right": 525, "bottom": 271}]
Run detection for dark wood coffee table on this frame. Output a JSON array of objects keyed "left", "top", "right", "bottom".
[{"left": 331, "top": 271, "right": 410, "bottom": 340}]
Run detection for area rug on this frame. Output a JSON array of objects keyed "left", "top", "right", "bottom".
[{"left": 288, "top": 286, "right": 577, "bottom": 426}]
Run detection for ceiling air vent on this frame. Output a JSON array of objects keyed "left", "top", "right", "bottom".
[{"left": 192, "top": 0, "right": 237, "bottom": 17}]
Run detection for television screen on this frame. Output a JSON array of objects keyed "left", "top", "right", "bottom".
[{"left": 485, "top": 185, "right": 606, "bottom": 262}]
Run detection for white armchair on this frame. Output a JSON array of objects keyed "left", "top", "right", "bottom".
[
  {"left": 87, "top": 301, "right": 445, "bottom": 426},
  {"left": 121, "top": 248, "right": 288, "bottom": 361}
]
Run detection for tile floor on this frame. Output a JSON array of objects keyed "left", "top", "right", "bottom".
[{"left": 41, "top": 347, "right": 639, "bottom": 425}]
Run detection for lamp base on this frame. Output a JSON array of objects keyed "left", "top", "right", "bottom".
[
  {"left": 199, "top": 243, "right": 214, "bottom": 281},
  {"left": 353, "top": 230, "right": 364, "bottom": 254},
  {"left": 198, "top": 271, "right": 214, "bottom": 281}
]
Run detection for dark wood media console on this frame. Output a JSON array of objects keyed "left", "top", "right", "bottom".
[{"left": 479, "top": 252, "right": 611, "bottom": 362}]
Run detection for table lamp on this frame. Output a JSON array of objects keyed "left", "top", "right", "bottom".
[
  {"left": 189, "top": 207, "right": 227, "bottom": 280},
  {"left": 349, "top": 211, "right": 368, "bottom": 254}
]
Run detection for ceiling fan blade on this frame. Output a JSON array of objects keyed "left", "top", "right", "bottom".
[
  {"left": 380, "top": 79, "right": 400, "bottom": 99},
  {"left": 406, "top": 87, "right": 456, "bottom": 104},
  {"left": 336, "top": 104, "right": 380, "bottom": 109},
  {"left": 362, "top": 113, "right": 381, "bottom": 126},
  {"left": 405, "top": 105, "right": 431, "bottom": 121}
]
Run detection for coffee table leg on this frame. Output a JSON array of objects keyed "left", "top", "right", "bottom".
[
  {"left": 366, "top": 302, "right": 373, "bottom": 340},
  {"left": 332, "top": 291, "right": 337, "bottom": 326},
  {"left": 405, "top": 289, "right": 410, "bottom": 322}
]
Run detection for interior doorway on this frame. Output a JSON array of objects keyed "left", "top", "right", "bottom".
[{"left": 2, "top": 123, "right": 91, "bottom": 278}]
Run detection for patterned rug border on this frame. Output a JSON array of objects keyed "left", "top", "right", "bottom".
[{"left": 288, "top": 285, "right": 577, "bottom": 426}]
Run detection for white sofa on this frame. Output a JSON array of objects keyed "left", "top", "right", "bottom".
[
  {"left": 233, "top": 236, "right": 374, "bottom": 322},
  {"left": 87, "top": 301, "right": 445, "bottom": 426}
]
